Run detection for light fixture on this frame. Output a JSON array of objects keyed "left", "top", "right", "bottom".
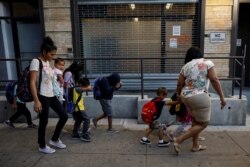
[
  {"left": 134, "top": 17, "right": 138, "bottom": 22},
  {"left": 165, "top": 3, "right": 173, "bottom": 10},
  {"left": 129, "top": 4, "right": 135, "bottom": 10}
]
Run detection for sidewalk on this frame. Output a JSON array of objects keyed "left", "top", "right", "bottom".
[{"left": 1, "top": 117, "right": 250, "bottom": 167}]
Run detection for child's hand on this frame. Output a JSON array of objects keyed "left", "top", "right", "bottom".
[
  {"left": 82, "top": 85, "right": 92, "bottom": 91},
  {"left": 12, "top": 104, "right": 17, "bottom": 111},
  {"left": 115, "top": 82, "right": 122, "bottom": 89}
]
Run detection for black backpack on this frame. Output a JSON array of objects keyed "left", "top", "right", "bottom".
[
  {"left": 169, "top": 93, "right": 187, "bottom": 117},
  {"left": 16, "top": 58, "right": 43, "bottom": 102}
]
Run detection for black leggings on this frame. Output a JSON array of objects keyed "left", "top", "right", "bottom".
[
  {"left": 38, "top": 95, "right": 68, "bottom": 148},
  {"left": 9, "top": 102, "right": 32, "bottom": 125}
]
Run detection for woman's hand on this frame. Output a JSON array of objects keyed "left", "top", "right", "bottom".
[
  {"left": 34, "top": 100, "right": 42, "bottom": 113},
  {"left": 220, "top": 99, "right": 226, "bottom": 110}
]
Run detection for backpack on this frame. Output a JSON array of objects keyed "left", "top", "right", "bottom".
[
  {"left": 65, "top": 87, "right": 82, "bottom": 114},
  {"left": 5, "top": 81, "right": 18, "bottom": 104},
  {"left": 168, "top": 93, "right": 187, "bottom": 117},
  {"left": 93, "top": 78, "right": 102, "bottom": 100},
  {"left": 16, "top": 58, "right": 43, "bottom": 102},
  {"left": 141, "top": 98, "right": 162, "bottom": 124}
]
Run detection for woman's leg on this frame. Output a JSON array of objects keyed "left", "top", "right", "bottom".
[
  {"left": 50, "top": 97, "right": 68, "bottom": 141},
  {"left": 38, "top": 95, "right": 50, "bottom": 148},
  {"left": 192, "top": 119, "right": 208, "bottom": 148}
]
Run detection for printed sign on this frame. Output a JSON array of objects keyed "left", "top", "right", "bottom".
[
  {"left": 169, "top": 38, "right": 177, "bottom": 48},
  {"left": 210, "top": 32, "right": 226, "bottom": 43},
  {"left": 173, "top": 26, "right": 181, "bottom": 36}
]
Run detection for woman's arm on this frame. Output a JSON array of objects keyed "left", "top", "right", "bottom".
[
  {"left": 176, "top": 74, "right": 185, "bottom": 95},
  {"left": 30, "top": 71, "right": 42, "bottom": 113},
  {"left": 207, "top": 67, "right": 226, "bottom": 109}
]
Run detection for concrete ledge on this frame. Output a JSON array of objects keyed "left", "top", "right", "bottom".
[
  {"left": 0, "top": 94, "right": 247, "bottom": 125},
  {"left": 137, "top": 96, "right": 247, "bottom": 125}
]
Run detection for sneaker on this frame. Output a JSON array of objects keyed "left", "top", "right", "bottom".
[
  {"left": 5, "top": 120, "right": 15, "bottom": 128},
  {"left": 71, "top": 133, "right": 81, "bottom": 140},
  {"left": 27, "top": 123, "right": 38, "bottom": 128},
  {"left": 158, "top": 140, "right": 171, "bottom": 147},
  {"left": 49, "top": 139, "right": 66, "bottom": 149},
  {"left": 80, "top": 134, "right": 91, "bottom": 142},
  {"left": 92, "top": 119, "right": 97, "bottom": 129},
  {"left": 39, "top": 145, "right": 55, "bottom": 154},
  {"left": 107, "top": 128, "right": 119, "bottom": 133},
  {"left": 198, "top": 136, "right": 206, "bottom": 141},
  {"left": 140, "top": 138, "right": 151, "bottom": 145}
]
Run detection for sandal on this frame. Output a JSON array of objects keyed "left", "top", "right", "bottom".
[
  {"left": 191, "top": 145, "right": 207, "bottom": 152},
  {"left": 173, "top": 138, "right": 181, "bottom": 155}
]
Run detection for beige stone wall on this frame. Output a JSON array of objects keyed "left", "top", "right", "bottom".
[
  {"left": 43, "top": 0, "right": 72, "bottom": 58},
  {"left": 204, "top": 0, "right": 233, "bottom": 77}
]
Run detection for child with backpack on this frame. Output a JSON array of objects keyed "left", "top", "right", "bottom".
[
  {"left": 165, "top": 93, "right": 205, "bottom": 141},
  {"left": 5, "top": 82, "right": 37, "bottom": 128},
  {"left": 140, "top": 87, "right": 171, "bottom": 147},
  {"left": 92, "top": 73, "right": 122, "bottom": 133},
  {"left": 53, "top": 58, "right": 65, "bottom": 101},
  {"left": 71, "top": 77, "right": 92, "bottom": 141}
]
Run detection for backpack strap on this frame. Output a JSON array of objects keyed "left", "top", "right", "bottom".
[
  {"left": 74, "top": 90, "right": 82, "bottom": 111},
  {"left": 35, "top": 57, "right": 43, "bottom": 91}
]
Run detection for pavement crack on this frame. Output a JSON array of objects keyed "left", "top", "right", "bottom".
[{"left": 225, "top": 131, "right": 250, "bottom": 155}]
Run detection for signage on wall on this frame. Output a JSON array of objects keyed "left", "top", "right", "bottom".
[
  {"left": 169, "top": 38, "right": 177, "bottom": 48},
  {"left": 172, "top": 26, "right": 181, "bottom": 36},
  {"left": 210, "top": 32, "right": 226, "bottom": 43}
]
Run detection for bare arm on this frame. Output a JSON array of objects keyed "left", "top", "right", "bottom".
[
  {"left": 176, "top": 73, "right": 185, "bottom": 97},
  {"left": 207, "top": 67, "right": 226, "bottom": 109},
  {"left": 30, "top": 71, "right": 42, "bottom": 113}
]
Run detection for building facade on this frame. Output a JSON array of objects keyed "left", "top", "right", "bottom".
[{"left": 1, "top": 0, "right": 249, "bottom": 90}]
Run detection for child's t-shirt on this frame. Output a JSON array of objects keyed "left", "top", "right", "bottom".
[{"left": 153, "top": 97, "right": 165, "bottom": 120}]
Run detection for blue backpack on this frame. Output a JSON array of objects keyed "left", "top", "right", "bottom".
[
  {"left": 65, "top": 87, "right": 82, "bottom": 114},
  {"left": 93, "top": 78, "right": 102, "bottom": 100},
  {"left": 5, "top": 81, "right": 18, "bottom": 104}
]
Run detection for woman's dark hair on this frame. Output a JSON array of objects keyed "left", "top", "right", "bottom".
[
  {"left": 40, "top": 36, "right": 57, "bottom": 55},
  {"left": 156, "top": 87, "right": 168, "bottom": 97},
  {"left": 63, "top": 61, "right": 83, "bottom": 83},
  {"left": 184, "top": 46, "right": 203, "bottom": 64}
]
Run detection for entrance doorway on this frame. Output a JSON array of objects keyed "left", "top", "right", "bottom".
[
  {"left": 0, "top": 0, "right": 43, "bottom": 83},
  {"left": 237, "top": 2, "right": 250, "bottom": 86}
]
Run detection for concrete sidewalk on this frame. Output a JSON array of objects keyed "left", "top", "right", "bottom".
[{"left": 1, "top": 118, "right": 250, "bottom": 167}]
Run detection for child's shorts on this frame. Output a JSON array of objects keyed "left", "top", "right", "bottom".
[{"left": 99, "top": 99, "right": 113, "bottom": 117}]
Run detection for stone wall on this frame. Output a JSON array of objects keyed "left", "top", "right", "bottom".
[
  {"left": 204, "top": 0, "right": 233, "bottom": 77},
  {"left": 43, "top": 0, "right": 72, "bottom": 60}
]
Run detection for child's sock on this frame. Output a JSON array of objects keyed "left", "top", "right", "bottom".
[
  {"left": 158, "top": 139, "right": 164, "bottom": 143},
  {"left": 142, "top": 137, "right": 148, "bottom": 141}
]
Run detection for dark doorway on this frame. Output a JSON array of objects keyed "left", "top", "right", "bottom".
[{"left": 237, "top": 3, "right": 250, "bottom": 86}]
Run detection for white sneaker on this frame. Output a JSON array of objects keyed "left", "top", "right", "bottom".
[
  {"left": 39, "top": 145, "right": 55, "bottom": 154},
  {"left": 49, "top": 139, "right": 66, "bottom": 149}
]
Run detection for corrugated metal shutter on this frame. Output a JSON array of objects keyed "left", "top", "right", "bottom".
[{"left": 78, "top": 1, "right": 200, "bottom": 74}]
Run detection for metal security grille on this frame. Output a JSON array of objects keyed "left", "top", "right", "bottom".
[{"left": 78, "top": 1, "right": 200, "bottom": 74}]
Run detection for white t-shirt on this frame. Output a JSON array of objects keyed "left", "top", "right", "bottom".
[{"left": 30, "top": 58, "right": 54, "bottom": 97}]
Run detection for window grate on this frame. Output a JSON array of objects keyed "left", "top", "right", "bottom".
[{"left": 78, "top": 2, "right": 200, "bottom": 74}]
